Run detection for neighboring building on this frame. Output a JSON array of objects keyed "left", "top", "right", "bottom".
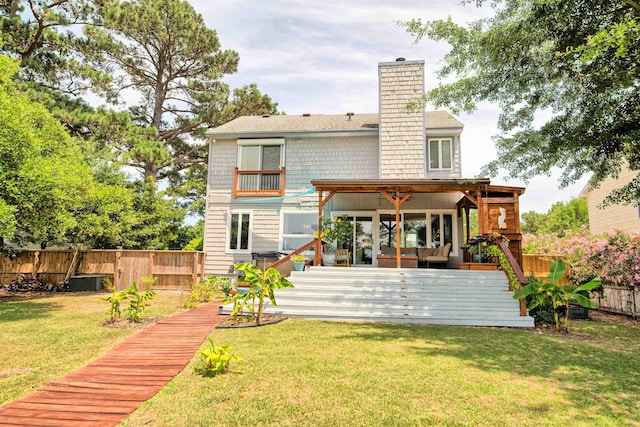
[
  {"left": 203, "top": 59, "right": 524, "bottom": 274},
  {"left": 581, "top": 166, "right": 640, "bottom": 234}
]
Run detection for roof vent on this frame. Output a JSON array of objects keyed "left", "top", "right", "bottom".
[
  {"left": 346, "top": 112, "right": 354, "bottom": 120},
  {"left": 395, "top": 57, "right": 406, "bottom": 62},
  {"left": 302, "top": 113, "right": 311, "bottom": 117},
  {"left": 262, "top": 113, "right": 270, "bottom": 118}
]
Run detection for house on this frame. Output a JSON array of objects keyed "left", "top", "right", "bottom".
[
  {"left": 203, "top": 59, "right": 525, "bottom": 275},
  {"left": 581, "top": 165, "right": 640, "bottom": 234}
]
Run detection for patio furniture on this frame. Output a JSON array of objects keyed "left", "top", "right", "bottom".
[
  {"left": 334, "top": 249, "right": 351, "bottom": 267},
  {"left": 418, "top": 243, "right": 452, "bottom": 268}
]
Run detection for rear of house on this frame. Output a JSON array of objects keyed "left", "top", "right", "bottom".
[{"left": 203, "top": 59, "right": 522, "bottom": 275}]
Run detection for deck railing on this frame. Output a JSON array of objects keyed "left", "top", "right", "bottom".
[
  {"left": 267, "top": 239, "right": 317, "bottom": 271},
  {"left": 234, "top": 167, "right": 285, "bottom": 197},
  {"left": 485, "top": 234, "right": 529, "bottom": 316}
]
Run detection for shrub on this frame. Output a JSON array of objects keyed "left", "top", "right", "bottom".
[
  {"left": 514, "top": 259, "right": 600, "bottom": 331},
  {"left": 103, "top": 281, "right": 156, "bottom": 323},
  {"left": 523, "top": 227, "right": 640, "bottom": 289},
  {"left": 182, "top": 275, "right": 233, "bottom": 309},
  {"left": 194, "top": 337, "right": 244, "bottom": 377}
]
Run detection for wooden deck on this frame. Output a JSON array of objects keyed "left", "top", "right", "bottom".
[{"left": 0, "top": 303, "right": 225, "bottom": 427}]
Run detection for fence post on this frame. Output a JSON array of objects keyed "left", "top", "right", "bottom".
[
  {"left": 192, "top": 252, "right": 198, "bottom": 285},
  {"left": 199, "top": 252, "right": 205, "bottom": 280},
  {"left": 148, "top": 250, "right": 155, "bottom": 289},
  {"left": 31, "top": 251, "right": 40, "bottom": 279},
  {"left": 115, "top": 247, "right": 123, "bottom": 290}
]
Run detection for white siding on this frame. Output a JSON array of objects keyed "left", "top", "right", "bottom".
[{"left": 586, "top": 167, "right": 640, "bottom": 234}]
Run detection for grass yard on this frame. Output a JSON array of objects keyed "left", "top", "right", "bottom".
[
  {"left": 122, "top": 318, "right": 640, "bottom": 427},
  {"left": 0, "top": 290, "right": 187, "bottom": 405},
  {"left": 2, "top": 294, "right": 640, "bottom": 427}
]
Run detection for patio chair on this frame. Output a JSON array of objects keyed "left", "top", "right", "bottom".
[{"left": 334, "top": 249, "right": 351, "bottom": 267}]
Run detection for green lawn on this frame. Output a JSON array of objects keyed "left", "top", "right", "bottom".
[
  {"left": 0, "top": 291, "right": 187, "bottom": 405},
  {"left": 2, "top": 293, "right": 640, "bottom": 426},
  {"left": 121, "top": 318, "right": 640, "bottom": 427}
]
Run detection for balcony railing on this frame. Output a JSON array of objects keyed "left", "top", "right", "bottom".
[{"left": 234, "top": 167, "right": 285, "bottom": 197}]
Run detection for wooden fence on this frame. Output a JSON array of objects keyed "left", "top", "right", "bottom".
[
  {"left": 0, "top": 249, "right": 205, "bottom": 291},
  {"left": 522, "top": 254, "right": 639, "bottom": 317},
  {"left": 521, "top": 254, "right": 571, "bottom": 284}
]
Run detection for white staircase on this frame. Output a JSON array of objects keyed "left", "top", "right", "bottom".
[{"left": 221, "top": 266, "right": 534, "bottom": 328}]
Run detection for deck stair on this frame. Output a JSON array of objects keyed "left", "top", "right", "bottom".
[{"left": 222, "top": 266, "right": 534, "bottom": 328}]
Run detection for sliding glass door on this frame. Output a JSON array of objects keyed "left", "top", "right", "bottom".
[{"left": 332, "top": 213, "right": 374, "bottom": 265}]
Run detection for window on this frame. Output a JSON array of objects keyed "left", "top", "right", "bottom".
[
  {"left": 403, "top": 213, "right": 427, "bottom": 248},
  {"left": 429, "top": 212, "right": 453, "bottom": 248},
  {"left": 281, "top": 212, "right": 317, "bottom": 252},
  {"left": 428, "top": 138, "right": 453, "bottom": 170},
  {"left": 378, "top": 211, "right": 457, "bottom": 255},
  {"left": 227, "top": 211, "right": 251, "bottom": 252},
  {"left": 236, "top": 139, "right": 285, "bottom": 195}
]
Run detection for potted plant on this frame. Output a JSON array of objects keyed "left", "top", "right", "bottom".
[
  {"left": 317, "top": 215, "right": 353, "bottom": 266},
  {"left": 291, "top": 255, "right": 306, "bottom": 271}
]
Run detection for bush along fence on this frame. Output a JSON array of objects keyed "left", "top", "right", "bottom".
[
  {"left": 0, "top": 249, "right": 205, "bottom": 291},
  {"left": 522, "top": 227, "right": 640, "bottom": 319}
]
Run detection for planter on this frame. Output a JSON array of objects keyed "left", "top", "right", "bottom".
[
  {"left": 293, "top": 261, "right": 305, "bottom": 271},
  {"left": 322, "top": 253, "right": 336, "bottom": 266}
]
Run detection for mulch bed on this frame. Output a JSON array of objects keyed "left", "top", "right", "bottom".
[
  {"left": 101, "top": 315, "right": 173, "bottom": 329},
  {"left": 216, "top": 314, "right": 287, "bottom": 328},
  {"left": 589, "top": 309, "right": 640, "bottom": 328}
]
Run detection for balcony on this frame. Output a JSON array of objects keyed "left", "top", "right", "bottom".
[{"left": 234, "top": 167, "right": 285, "bottom": 197}]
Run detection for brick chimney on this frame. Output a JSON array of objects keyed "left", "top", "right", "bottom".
[{"left": 378, "top": 59, "right": 425, "bottom": 178}]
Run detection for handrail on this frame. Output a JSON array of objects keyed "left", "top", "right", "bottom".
[
  {"left": 484, "top": 234, "right": 528, "bottom": 316},
  {"left": 266, "top": 239, "right": 316, "bottom": 271}
]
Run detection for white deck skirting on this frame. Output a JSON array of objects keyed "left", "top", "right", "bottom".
[{"left": 221, "top": 266, "right": 534, "bottom": 328}]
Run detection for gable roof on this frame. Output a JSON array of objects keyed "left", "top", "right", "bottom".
[{"left": 206, "top": 111, "right": 463, "bottom": 138}]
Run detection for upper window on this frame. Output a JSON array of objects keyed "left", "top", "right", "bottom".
[
  {"left": 237, "top": 139, "right": 284, "bottom": 171},
  {"left": 235, "top": 139, "right": 285, "bottom": 196},
  {"left": 428, "top": 138, "right": 453, "bottom": 170},
  {"left": 227, "top": 211, "right": 251, "bottom": 253}
]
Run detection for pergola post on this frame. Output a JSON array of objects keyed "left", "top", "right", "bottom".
[{"left": 381, "top": 189, "right": 413, "bottom": 268}]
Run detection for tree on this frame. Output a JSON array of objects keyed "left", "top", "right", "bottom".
[
  {"left": 520, "top": 211, "right": 547, "bottom": 235},
  {"left": 81, "top": 0, "right": 279, "bottom": 186},
  {"left": 0, "top": 55, "right": 93, "bottom": 244},
  {"left": 521, "top": 198, "right": 589, "bottom": 236},
  {"left": 402, "top": 1, "right": 640, "bottom": 206},
  {"left": 0, "top": 0, "right": 104, "bottom": 95}
]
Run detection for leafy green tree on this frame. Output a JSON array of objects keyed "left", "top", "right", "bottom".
[
  {"left": 81, "top": 0, "right": 278, "bottom": 186},
  {"left": 402, "top": 0, "right": 640, "bottom": 206},
  {"left": 0, "top": 55, "right": 93, "bottom": 245},
  {"left": 521, "top": 198, "right": 589, "bottom": 237},
  {"left": 520, "top": 211, "right": 546, "bottom": 235}
]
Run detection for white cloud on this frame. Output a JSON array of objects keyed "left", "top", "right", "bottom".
[{"left": 189, "top": 0, "right": 587, "bottom": 214}]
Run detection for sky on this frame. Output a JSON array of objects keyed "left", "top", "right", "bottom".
[{"left": 190, "top": 0, "right": 590, "bottom": 214}]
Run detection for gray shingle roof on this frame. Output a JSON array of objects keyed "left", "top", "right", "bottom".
[{"left": 206, "top": 111, "right": 463, "bottom": 137}]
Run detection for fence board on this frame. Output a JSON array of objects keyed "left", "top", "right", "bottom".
[
  {"left": 521, "top": 254, "right": 571, "bottom": 285},
  {"left": 0, "top": 249, "right": 205, "bottom": 290},
  {"left": 596, "top": 286, "right": 640, "bottom": 317}
]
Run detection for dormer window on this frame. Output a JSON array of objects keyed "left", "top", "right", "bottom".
[
  {"left": 235, "top": 138, "right": 285, "bottom": 197},
  {"left": 428, "top": 138, "right": 453, "bottom": 170}
]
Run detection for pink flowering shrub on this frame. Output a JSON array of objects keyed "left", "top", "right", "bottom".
[{"left": 523, "top": 226, "right": 640, "bottom": 289}]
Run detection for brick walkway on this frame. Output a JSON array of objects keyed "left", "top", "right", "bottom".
[{"left": 0, "top": 303, "right": 225, "bottom": 427}]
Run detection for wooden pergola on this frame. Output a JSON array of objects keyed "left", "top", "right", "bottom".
[{"left": 311, "top": 179, "right": 525, "bottom": 269}]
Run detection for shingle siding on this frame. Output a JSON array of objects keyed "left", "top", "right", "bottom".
[
  {"left": 379, "top": 60, "right": 426, "bottom": 178},
  {"left": 585, "top": 167, "right": 640, "bottom": 234}
]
